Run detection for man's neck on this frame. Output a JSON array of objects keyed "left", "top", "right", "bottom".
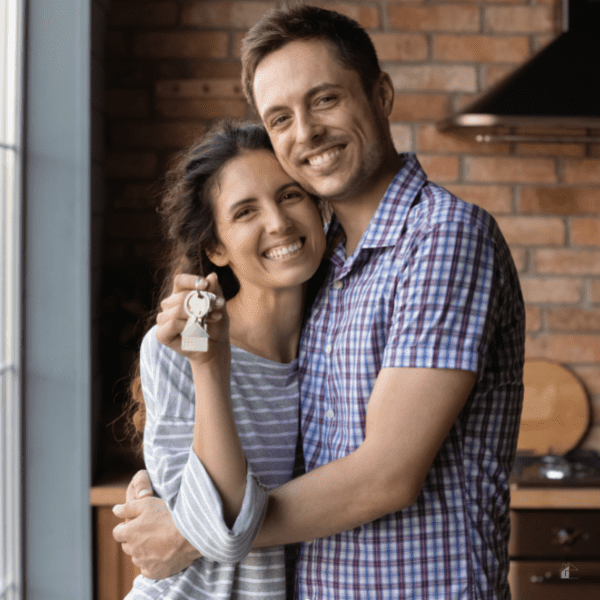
[{"left": 331, "top": 153, "right": 404, "bottom": 257}]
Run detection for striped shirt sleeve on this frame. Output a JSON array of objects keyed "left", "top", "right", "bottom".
[{"left": 139, "top": 327, "right": 269, "bottom": 563}]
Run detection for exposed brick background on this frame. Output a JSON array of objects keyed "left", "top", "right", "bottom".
[{"left": 103, "top": 0, "right": 600, "bottom": 451}]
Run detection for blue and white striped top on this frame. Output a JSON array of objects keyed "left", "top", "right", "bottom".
[{"left": 124, "top": 325, "right": 299, "bottom": 600}]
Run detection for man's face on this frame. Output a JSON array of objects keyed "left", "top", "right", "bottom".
[{"left": 252, "top": 39, "right": 392, "bottom": 203}]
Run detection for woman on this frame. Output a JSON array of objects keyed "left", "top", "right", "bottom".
[{"left": 124, "top": 121, "right": 326, "bottom": 599}]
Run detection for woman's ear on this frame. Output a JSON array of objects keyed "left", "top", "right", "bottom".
[{"left": 206, "top": 244, "right": 228, "bottom": 267}]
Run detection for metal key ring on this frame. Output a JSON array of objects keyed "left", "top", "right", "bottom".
[{"left": 184, "top": 290, "right": 216, "bottom": 321}]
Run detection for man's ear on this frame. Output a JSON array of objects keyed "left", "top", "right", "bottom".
[
  {"left": 375, "top": 72, "right": 395, "bottom": 118},
  {"left": 206, "top": 244, "right": 228, "bottom": 267}
]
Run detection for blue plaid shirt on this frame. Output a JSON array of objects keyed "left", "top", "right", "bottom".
[{"left": 296, "top": 153, "right": 525, "bottom": 599}]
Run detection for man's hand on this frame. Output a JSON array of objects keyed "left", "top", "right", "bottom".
[
  {"left": 112, "top": 495, "right": 201, "bottom": 579},
  {"left": 126, "top": 469, "right": 153, "bottom": 503}
]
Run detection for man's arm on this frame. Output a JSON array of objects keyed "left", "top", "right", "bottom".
[
  {"left": 114, "top": 366, "right": 475, "bottom": 576},
  {"left": 253, "top": 366, "right": 476, "bottom": 547}
]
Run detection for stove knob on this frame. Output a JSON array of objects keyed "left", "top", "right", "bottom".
[{"left": 556, "top": 527, "right": 580, "bottom": 546}]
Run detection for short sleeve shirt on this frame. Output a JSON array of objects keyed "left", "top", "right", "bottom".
[{"left": 296, "top": 153, "right": 525, "bottom": 599}]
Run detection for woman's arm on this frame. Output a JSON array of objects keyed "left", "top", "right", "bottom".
[{"left": 155, "top": 273, "right": 247, "bottom": 525}]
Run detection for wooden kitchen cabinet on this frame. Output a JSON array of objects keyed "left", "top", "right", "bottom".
[{"left": 92, "top": 475, "right": 140, "bottom": 600}]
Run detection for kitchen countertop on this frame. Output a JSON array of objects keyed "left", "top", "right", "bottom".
[
  {"left": 91, "top": 473, "right": 600, "bottom": 509},
  {"left": 509, "top": 484, "right": 600, "bottom": 509}
]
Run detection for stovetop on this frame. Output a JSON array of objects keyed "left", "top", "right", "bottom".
[{"left": 510, "top": 449, "right": 600, "bottom": 487}]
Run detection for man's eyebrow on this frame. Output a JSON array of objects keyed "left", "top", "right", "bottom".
[{"left": 261, "top": 83, "right": 344, "bottom": 120}]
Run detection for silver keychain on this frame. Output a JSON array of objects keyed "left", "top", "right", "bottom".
[{"left": 181, "top": 288, "right": 217, "bottom": 352}]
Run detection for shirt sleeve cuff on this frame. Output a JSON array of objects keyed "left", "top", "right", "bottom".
[{"left": 170, "top": 448, "right": 269, "bottom": 564}]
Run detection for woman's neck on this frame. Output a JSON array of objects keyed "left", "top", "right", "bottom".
[{"left": 226, "top": 284, "right": 305, "bottom": 364}]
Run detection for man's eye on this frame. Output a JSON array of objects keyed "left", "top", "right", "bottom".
[
  {"left": 281, "top": 190, "right": 303, "bottom": 202},
  {"left": 317, "top": 95, "right": 336, "bottom": 106}
]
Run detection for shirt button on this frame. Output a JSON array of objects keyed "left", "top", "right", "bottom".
[
  {"left": 325, "top": 344, "right": 332, "bottom": 354},
  {"left": 333, "top": 280, "right": 343, "bottom": 290},
  {"left": 326, "top": 409, "right": 334, "bottom": 419}
]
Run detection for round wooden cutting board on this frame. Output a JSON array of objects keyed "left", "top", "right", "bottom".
[{"left": 517, "top": 360, "right": 590, "bottom": 456}]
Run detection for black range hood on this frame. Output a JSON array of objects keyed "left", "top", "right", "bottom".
[{"left": 438, "top": 0, "right": 600, "bottom": 139}]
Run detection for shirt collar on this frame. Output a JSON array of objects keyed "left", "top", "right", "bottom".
[{"left": 326, "top": 153, "right": 427, "bottom": 265}]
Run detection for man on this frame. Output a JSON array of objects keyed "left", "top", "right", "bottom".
[{"left": 113, "top": 4, "right": 525, "bottom": 598}]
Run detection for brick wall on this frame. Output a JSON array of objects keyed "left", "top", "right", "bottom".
[{"left": 104, "top": 0, "right": 600, "bottom": 451}]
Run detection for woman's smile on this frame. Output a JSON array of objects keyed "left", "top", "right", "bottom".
[{"left": 208, "top": 150, "right": 325, "bottom": 292}]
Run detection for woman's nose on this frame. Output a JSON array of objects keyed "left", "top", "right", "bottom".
[{"left": 264, "top": 204, "right": 292, "bottom": 233}]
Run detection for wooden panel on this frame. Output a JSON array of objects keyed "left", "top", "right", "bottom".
[{"left": 95, "top": 506, "right": 141, "bottom": 600}]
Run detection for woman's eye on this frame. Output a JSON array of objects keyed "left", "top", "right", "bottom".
[
  {"left": 271, "top": 114, "right": 289, "bottom": 128},
  {"left": 281, "top": 191, "right": 303, "bottom": 202},
  {"left": 234, "top": 208, "right": 252, "bottom": 219}
]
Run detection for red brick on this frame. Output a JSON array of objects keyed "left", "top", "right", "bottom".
[
  {"left": 112, "top": 184, "right": 160, "bottom": 210},
  {"left": 516, "top": 143, "right": 586, "bottom": 157},
  {"left": 547, "top": 308, "right": 600, "bottom": 332},
  {"left": 107, "top": 1, "right": 178, "bottom": 27},
  {"left": 156, "top": 79, "right": 244, "bottom": 99},
  {"left": 563, "top": 159, "right": 600, "bottom": 185},
  {"left": 417, "top": 155, "right": 459, "bottom": 182},
  {"left": 520, "top": 188, "right": 600, "bottom": 215},
  {"left": 134, "top": 32, "right": 228, "bottom": 59},
  {"left": 390, "top": 124, "right": 412, "bottom": 152},
  {"left": 105, "top": 212, "right": 161, "bottom": 240},
  {"left": 155, "top": 98, "right": 248, "bottom": 119},
  {"left": 525, "top": 334, "right": 600, "bottom": 362},
  {"left": 388, "top": 65, "right": 477, "bottom": 92},
  {"left": 106, "top": 89, "right": 151, "bottom": 118},
  {"left": 519, "top": 278, "right": 583, "bottom": 303},
  {"left": 433, "top": 35, "right": 529, "bottom": 63},
  {"left": 417, "top": 125, "right": 510, "bottom": 155},
  {"left": 525, "top": 307, "right": 541, "bottom": 332},
  {"left": 534, "top": 249, "right": 600, "bottom": 275},
  {"left": 572, "top": 366, "right": 600, "bottom": 395},
  {"left": 390, "top": 94, "right": 452, "bottom": 122},
  {"left": 510, "top": 247, "right": 527, "bottom": 272},
  {"left": 389, "top": 5, "right": 479, "bottom": 32},
  {"left": 110, "top": 122, "right": 206, "bottom": 149},
  {"left": 182, "top": 2, "right": 274, "bottom": 29},
  {"left": 445, "top": 184, "right": 512, "bottom": 214},
  {"left": 189, "top": 60, "right": 242, "bottom": 80},
  {"left": 495, "top": 216, "right": 565, "bottom": 246},
  {"left": 486, "top": 6, "right": 554, "bottom": 33},
  {"left": 372, "top": 33, "right": 428, "bottom": 61},
  {"left": 107, "top": 58, "right": 189, "bottom": 87},
  {"left": 105, "top": 152, "right": 158, "bottom": 179},
  {"left": 464, "top": 156, "right": 557, "bottom": 183},
  {"left": 484, "top": 65, "right": 515, "bottom": 89},
  {"left": 592, "top": 280, "right": 600, "bottom": 304},
  {"left": 571, "top": 218, "right": 600, "bottom": 247},
  {"left": 311, "top": 2, "right": 380, "bottom": 28}
]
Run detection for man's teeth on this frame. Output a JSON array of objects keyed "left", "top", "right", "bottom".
[
  {"left": 265, "top": 240, "right": 303, "bottom": 260},
  {"left": 307, "top": 147, "right": 342, "bottom": 167}
]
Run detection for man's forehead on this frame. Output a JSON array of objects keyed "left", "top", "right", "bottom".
[{"left": 252, "top": 39, "right": 348, "bottom": 114}]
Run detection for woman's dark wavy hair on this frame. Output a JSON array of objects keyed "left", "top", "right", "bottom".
[
  {"left": 126, "top": 121, "right": 277, "bottom": 447},
  {"left": 241, "top": 2, "right": 382, "bottom": 113}
]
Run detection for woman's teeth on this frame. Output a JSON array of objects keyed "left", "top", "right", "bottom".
[{"left": 265, "top": 239, "right": 303, "bottom": 260}]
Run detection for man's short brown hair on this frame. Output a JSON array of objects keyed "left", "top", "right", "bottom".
[{"left": 241, "top": 3, "right": 382, "bottom": 113}]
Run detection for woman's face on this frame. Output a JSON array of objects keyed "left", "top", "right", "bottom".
[{"left": 209, "top": 150, "right": 326, "bottom": 293}]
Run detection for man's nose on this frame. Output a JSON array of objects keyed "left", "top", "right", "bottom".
[{"left": 296, "top": 110, "right": 325, "bottom": 145}]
